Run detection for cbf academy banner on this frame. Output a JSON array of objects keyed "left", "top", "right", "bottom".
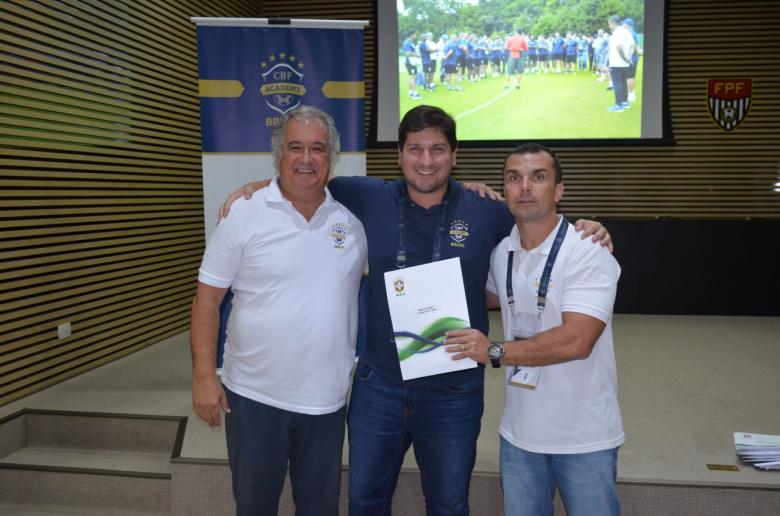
[{"left": 192, "top": 18, "right": 368, "bottom": 241}]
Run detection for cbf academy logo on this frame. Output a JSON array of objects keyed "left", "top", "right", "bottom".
[
  {"left": 330, "top": 223, "right": 347, "bottom": 249},
  {"left": 449, "top": 220, "right": 470, "bottom": 248},
  {"left": 708, "top": 79, "right": 752, "bottom": 131},
  {"left": 260, "top": 51, "right": 307, "bottom": 116}
]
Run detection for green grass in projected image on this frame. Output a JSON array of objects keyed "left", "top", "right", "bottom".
[{"left": 399, "top": 60, "right": 643, "bottom": 141}]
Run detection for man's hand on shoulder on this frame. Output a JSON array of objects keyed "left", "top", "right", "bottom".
[
  {"left": 574, "top": 219, "right": 613, "bottom": 253},
  {"left": 218, "top": 180, "right": 271, "bottom": 222},
  {"left": 462, "top": 181, "right": 505, "bottom": 202}
]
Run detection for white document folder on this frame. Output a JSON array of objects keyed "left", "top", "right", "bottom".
[{"left": 384, "top": 257, "right": 477, "bottom": 380}]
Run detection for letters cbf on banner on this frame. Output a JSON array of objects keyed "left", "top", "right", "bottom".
[
  {"left": 192, "top": 18, "right": 368, "bottom": 240},
  {"left": 192, "top": 18, "right": 368, "bottom": 369},
  {"left": 195, "top": 19, "right": 366, "bottom": 153}
]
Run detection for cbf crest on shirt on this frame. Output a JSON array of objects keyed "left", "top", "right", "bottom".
[
  {"left": 331, "top": 222, "right": 348, "bottom": 249},
  {"left": 449, "top": 219, "right": 470, "bottom": 248}
]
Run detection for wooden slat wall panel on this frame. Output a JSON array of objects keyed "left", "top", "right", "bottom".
[
  {"left": 3, "top": 0, "right": 776, "bottom": 405},
  {"left": 264, "top": 0, "right": 779, "bottom": 219},
  {"left": 0, "top": 0, "right": 258, "bottom": 406}
]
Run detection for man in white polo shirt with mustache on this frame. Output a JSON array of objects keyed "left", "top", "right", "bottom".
[{"left": 190, "top": 106, "right": 367, "bottom": 516}]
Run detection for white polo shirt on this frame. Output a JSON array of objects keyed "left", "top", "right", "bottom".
[
  {"left": 487, "top": 216, "right": 624, "bottom": 454},
  {"left": 198, "top": 178, "right": 367, "bottom": 415},
  {"left": 608, "top": 25, "right": 634, "bottom": 68}
]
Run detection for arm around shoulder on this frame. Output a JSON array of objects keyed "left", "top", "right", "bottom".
[
  {"left": 560, "top": 237, "right": 619, "bottom": 323},
  {"left": 327, "top": 175, "right": 386, "bottom": 215},
  {"left": 218, "top": 179, "right": 272, "bottom": 222}
]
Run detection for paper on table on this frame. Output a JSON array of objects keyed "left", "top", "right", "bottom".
[
  {"left": 734, "top": 432, "right": 780, "bottom": 471},
  {"left": 384, "top": 257, "right": 477, "bottom": 380},
  {"left": 734, "top": 432, "right": 780, "bottom": 447}
]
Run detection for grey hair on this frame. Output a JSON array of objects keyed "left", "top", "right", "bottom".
[{"left": 271, "top": 105, "right": 341, "bottom": 170}]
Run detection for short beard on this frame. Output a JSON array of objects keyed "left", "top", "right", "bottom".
[{"left": 406, "top": 175, "right": 447, "bottom": 195}]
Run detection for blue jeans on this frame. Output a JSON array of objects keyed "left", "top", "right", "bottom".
[
  {"left": 347, "top": 363, "right": 484, "bottom": 516},
  {"left": 224, "top": 387, "right": 345, "bottom": 516},
  {"left": 500, "top": 436, "right": 620, "bottom": 516}
]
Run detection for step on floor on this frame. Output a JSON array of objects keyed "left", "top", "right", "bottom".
[
  {"left": 1, "top": 409, "right": 185, "bottom": 455},
  {"left": 0, "top": 502, "right": 172, "bottom": 516},
  {"left": 1, "top": 446, "right": 173, "bottom": 475},
  {"left": 0, "top": 409, "right": 186, "bottom": 514}
]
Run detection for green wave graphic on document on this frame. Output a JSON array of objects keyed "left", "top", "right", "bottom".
[{"left": 396, "top": 317, "right": 469, "bottom": 362}]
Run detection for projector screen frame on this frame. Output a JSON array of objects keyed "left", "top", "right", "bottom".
[{"left": 368, "top": 0, "right": 673, "bottom": 149}]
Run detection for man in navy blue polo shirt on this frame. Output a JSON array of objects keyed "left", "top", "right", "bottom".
[
  {"left": 218, "top": 106, "right": 612, "bottom": 516},
  {"left": 333, "top": 106, "right": 514, "bottom": 516}
]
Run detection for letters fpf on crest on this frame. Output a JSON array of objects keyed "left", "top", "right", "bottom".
[{"left": 707, "top": 79, "right": 752, "bottom": 131}]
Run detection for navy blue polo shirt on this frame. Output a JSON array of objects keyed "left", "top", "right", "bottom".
[{"left": 329, "top": 176, "right": 514, "bottom": 390}]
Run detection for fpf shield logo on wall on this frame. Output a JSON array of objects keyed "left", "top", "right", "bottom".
[
  {"left": 260, "top": 52, "right": 307, "bottom": 115},
  {"left": 707, "top": 79, "right": 752, "bottom": 131}
]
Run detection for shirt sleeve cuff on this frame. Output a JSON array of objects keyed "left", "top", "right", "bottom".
[{"left": 198, "top": 270, "right": 233, "bottom": 289}]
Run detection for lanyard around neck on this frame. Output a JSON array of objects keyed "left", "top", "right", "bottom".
[
  {"left": 396, "top": 190, "right": 450, "bottom": 269},
  {"left": 506, "top": 217, "right": 568, "bottom": 317}
]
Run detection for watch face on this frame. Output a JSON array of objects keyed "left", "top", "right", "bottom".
[{"left": 489, "top": 344, "right": 502, "bottom": 358}]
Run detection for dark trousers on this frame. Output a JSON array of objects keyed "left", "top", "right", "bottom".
[
  {"left": 224, "top": 387, "right": 346, "bottom": 516},
  {"left": 609, "top": 66, "right": 629, "bottom": 105}
]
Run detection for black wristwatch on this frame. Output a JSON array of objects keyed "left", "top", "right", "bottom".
[{"left": 488, "top": 341, "right": 505, "bottom": 368}]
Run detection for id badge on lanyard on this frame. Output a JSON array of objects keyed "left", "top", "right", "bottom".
[
  {"left": 505, "top": 217, "right": 568, "bottom": 390},
  {"left": 507, "top": 312, "right": 542, "bottom": 389}
]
